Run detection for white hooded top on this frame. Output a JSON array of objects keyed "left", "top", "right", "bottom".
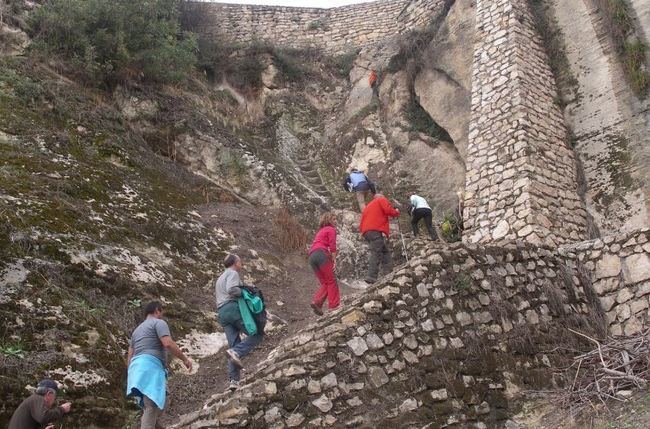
[{"left": 410, "top": 194, "right": 431, "bottom": 210}]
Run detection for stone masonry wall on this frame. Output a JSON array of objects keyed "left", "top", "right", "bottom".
[
  {"left": 172, "top": 240, "right": 603, "bottom": 428},
  {"left": 463, "top": 0, "right": 588, "bottom": 247},
  {"left": 560, "top": 228, "right": 650, "bottom": 337},
  {"left": 184, "top": 0, "right": 446, "bottom": 54}
]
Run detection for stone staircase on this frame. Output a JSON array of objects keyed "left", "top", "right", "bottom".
[{"left": 292, "top": 151, "right": 332, "bottom": 209}]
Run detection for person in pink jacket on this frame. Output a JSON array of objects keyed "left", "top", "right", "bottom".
[{"left": 308, "top": 212, "right": 339, "bottom": 315}]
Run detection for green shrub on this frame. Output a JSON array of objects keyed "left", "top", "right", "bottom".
[
  {"left": 441, "top": 211, "right": 462, "bottom": 242},
  {"left": 307, "top": 20, "right": 323, "bottom": 31},
  {"left": 323, "top": 50, "right": 358, "bottom": 79},
  {"left": 29, "top": 0, "right": 197, "bottom": 86}
]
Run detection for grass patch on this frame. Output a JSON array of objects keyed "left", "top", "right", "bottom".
[
  {"left": 594, "top": 0, "right": 649, "bottom": 97},
  {"left": 454, "top": 273, "right": 471, "bottom": 290},
  {"left": 0, "top": 342, "right": 25, "bottom": 359},
  {"left": 323, "top": 49, "right": 358, "bottom": 79}
]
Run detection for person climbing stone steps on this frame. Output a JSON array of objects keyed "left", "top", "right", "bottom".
[
  {"left": 215, "top": 254, "right": 265, "bottom": 392},
  {"left": 308, "top": 212, "right": 340, "bottom": 315},
  {"left": 342, "top": 168, "right": 376, "bottom": 211},
  {"left": 360, "top": 190, "right": 400, "bottom": 284},
  {"left": 409, "top": 193, "right": 439, "bottom": 241}
]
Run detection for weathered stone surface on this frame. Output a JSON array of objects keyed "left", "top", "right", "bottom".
[
  {"left": 368, "top": 366, "right": 389, "bottom": 388},
  {"left": 347, "top": 337, "right": 369, "bottom": 356},
  {"left": 622, "top": 253, "right": 650, "bottom": 284},
  {"left": 431, "top": 388, "right": 448, "bottom": 401},
  {"left": 286, "top": 413, "right": 305, "bottom": 427},
  {"left": 312, "top": 395, "right": 333, "bottom": 413},
  {"left": 595, "top": 255, "right": 621, "bottom": 279},
  {"left": 320, "top": 373, "right": 337, "bottom": 390},
  {"left": 365, "top": 333, "right": 384, "bottom": 350},
  {"left": 399, "top": 398, "right": 419, "bottom": 413}
]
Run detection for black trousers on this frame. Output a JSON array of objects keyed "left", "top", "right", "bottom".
[{"left": 411, "top": 208, "right": 437, "bottom": 240}]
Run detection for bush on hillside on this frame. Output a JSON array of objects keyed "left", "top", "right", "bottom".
[{"left": 29, "top": 0, "right": 197, "bottom": 86}]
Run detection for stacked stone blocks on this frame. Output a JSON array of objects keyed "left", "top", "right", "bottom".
[
  {"left": 185, "top": 0, "right": 444, "bottom": 54},
  {"left": 561, "top": 228, "right": 650, "bottom": 337},
  {"left": 173, "top": 240, "right": 602, "bottom": 428},
  {"left": 464, "top": 0, "right": 588, "bottom": 247}
]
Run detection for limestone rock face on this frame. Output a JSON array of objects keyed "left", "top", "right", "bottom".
[
  {"left": 552, "top": 0, "right": 649, "bottom": 235},
  {"left": 392, "top": 138, "right": 465, "bottom": 216},
  {"left": 414, "top": 0, "right": 476, "bottom": 161}
]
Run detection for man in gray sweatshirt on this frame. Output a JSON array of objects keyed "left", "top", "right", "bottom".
[{"left": 216, "top": 254, "right": 264, "bottom": 391}]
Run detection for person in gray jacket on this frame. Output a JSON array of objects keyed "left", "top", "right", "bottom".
[{"left": 215, "top": 254, "right": 265, "bottom": 391}]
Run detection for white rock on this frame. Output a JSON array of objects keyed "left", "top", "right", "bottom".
[
  {"left": 347, "top": 337, "right": 368, "bottom": 356},
  {"left": 430, "top": 388, "right": 448, "bottom": 401},
  {"left": 595, "top": 255, "right": 621, "bottom": 279},
  {"left": 492, "top": 220, "right": 510, "bottom": 240},
  {"left": 622, "top": 254, "right": 650, "bottom": 284},
  {"left": 311, "top": 395, "right": 333, "bottom": 413}
]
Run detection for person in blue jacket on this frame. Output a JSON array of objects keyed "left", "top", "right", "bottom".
[{"left": 342, "top": 168, "right": 376, "bottom": 211}]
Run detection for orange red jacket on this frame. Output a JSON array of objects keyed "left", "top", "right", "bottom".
[
  {"left": 360, "top": 195, "right": 400, "bottom": 236},
  {"left": 369, "top": 70, "right": 378, "bottom": 87}
]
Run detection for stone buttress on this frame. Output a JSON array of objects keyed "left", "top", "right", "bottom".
[{"left": 463, "top": 0, "right": 588, "bottom": 247}]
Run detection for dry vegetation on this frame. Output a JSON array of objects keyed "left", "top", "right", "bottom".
[{"left": 273, "top": 207, "right": 309, "bottom": 253}]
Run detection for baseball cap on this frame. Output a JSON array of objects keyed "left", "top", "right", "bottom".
[{"left": 37, "top": 379, "right": 59, "bottom": 392}]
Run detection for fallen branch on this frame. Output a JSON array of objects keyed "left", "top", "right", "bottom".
[{"left": 557, "top": 329, "right": 650, "bottom": 414}]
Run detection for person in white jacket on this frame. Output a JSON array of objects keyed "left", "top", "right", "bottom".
[{"left": 409, "top": 194, "right": 438, "bottom": 241}]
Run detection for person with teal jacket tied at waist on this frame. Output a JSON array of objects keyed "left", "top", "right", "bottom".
[
  {"left": 216, "top": 253, "right": 266, "bottom": 391},
  {"left": 126, "top": 301, "right": 192, "bottom": 429}
]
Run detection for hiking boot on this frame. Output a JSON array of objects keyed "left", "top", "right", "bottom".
[
  {"left": 228, "top": 380, "right": 240, "bottom": 391},
  {"left": 226, "top": 349, "right": 243, "bottom": 368},
  {"left": 310, "top": 303, "right": 323, "bottom": 316}
]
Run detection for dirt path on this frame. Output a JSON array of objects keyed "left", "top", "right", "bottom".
[{"left": 160, "top": 203, "right": 360, "bottom": 426}]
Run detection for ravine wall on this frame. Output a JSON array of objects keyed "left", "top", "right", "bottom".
[
  {"left": 560, "top": 228, "right": 650, "bottom": 337},
  {"left": 551, "top": 0, "right": 649, "bottom": 237},
  {"left": 463, "top": 0, "right": 589, "bottom": 247},
  {"left": 184, "top": 0, "right": 446, "bottom": 54},
  {"left": 172, "top": 239, "right": 605, "bottom": 428}
]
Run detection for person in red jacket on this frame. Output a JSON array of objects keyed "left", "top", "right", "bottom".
[
  {"left": 360, "top": 192, "right": 400, "bottom": 284},
  {"left": 308, "top": 212, "right": 339, "bottom": 315}
]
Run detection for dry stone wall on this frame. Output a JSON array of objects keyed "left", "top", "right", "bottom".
[
  {"left": 184, "top": 0, "right": 445, "bottom": 53},
  {"left": 463, "top": 0, "right": 588, "bottom": 247},
  {"left": 560, "top": 228, "right": 650, "bottom": 337},
  {"left": 173, "top": 240, "right": 603, "bottom": 428}
]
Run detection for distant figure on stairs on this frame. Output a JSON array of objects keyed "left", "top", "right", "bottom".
[
  {"left": 308, "top": 212, "right": 340, "bottom": 316},
  {"left": 369, "top": 69, "right": 379, "bottom": 97},
  {"left": 409, "top": 194, "right": 438, "bottom": 241},
  {"left": 343, "top": 168, "right": 376, "bottom": 211},
  {"left": 360, "top": 191, "right": 400, "bottom": 284}
]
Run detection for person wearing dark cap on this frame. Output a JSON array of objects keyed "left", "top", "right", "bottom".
[{"left": 8, "top": 379, "right": 71, "bottom": 429}]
